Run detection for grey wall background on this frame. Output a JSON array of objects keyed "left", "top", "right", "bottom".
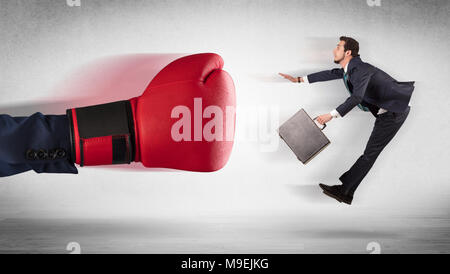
[{"left": 0, "top": 0, "right": 449, "bottom": 253}]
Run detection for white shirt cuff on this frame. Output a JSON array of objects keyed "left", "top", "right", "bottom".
[
  {"left": 330, "top": 109, "right": 341, "bottom": 118},
  {"left": 302, "top": 76, "right": 309, "bottom": 84}
]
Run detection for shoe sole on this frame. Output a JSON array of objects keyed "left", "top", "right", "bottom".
[
  {"left": 319, "top": 184, "right": 352, "bottom": 205},
  {"left": 322, "top": 190, "right": 343, "bottom": 203}
]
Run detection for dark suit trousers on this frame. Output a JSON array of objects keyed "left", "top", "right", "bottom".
[{"left": 339, "top": 106, "right": 411, "bottom": 196}]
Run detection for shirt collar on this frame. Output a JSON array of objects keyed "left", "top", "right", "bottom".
[
  {"left": 346, "top": 56, "right": 362, "bottom": 74},
  {"left": 344, "top": 63, "right": 349, "bottom": 73}
]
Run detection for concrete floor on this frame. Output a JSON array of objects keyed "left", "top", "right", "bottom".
[{"left": 1, "top": 208, "right": 449, "bottom": 254}]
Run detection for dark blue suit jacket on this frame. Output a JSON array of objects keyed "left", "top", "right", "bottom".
[
  {"left": 307, "top": 56, "right": 415, "bottom": 117},
  {"left": 0, "top": 113, "right": 78, "bottom": 177}
]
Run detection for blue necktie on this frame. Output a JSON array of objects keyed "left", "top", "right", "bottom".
[{"left": 343, "top": 72, "right": 369, "bottom": 112}]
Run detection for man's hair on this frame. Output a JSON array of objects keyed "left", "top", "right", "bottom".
[{"left": 340, "top": 36, "right": 360, "bottom": 57}]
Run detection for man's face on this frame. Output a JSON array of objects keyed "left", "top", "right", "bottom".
[{"left": 333, "top": 41, "right": 347, "bottom": 64}]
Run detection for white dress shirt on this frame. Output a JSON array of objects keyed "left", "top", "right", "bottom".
[{"left": 302, "top": 63, "right": 411, "bottom": 118}]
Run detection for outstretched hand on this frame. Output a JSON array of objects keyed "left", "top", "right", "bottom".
[{"left": 279, "top": 73, "right": 300, "bottom": 83}]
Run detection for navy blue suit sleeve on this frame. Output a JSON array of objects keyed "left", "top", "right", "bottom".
[
  {"left": 307, "top": 68, "right": 344, "bottom": 83},
  {"left": 335, "top": 65, "right": 373, "bottom": 117},
  {"left": 0, "top": 113, "right": 78, "bottom": 177}
]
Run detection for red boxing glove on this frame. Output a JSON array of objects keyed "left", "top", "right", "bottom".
[{"left": 67, "top": 53, "right": 236, "bottom": 172}]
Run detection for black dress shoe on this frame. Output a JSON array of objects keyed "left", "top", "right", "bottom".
[{"left": 319, "top": 183, "right": 353, "bottom": 205}]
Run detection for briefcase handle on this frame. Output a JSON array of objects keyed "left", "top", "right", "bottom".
[{"left": 313, "top": 117, "right": 327, "bottom": 131}]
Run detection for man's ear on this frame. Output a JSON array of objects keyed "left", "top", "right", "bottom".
[{"left": 345, "top": 50, "right": 352, "bottom": 57}]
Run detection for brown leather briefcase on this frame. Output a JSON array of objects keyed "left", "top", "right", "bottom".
[{"left": 279, "top": 109, "right": 330, "bottom": 164}]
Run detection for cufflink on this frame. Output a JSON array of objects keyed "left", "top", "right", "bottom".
[
  {"left": 37, "top": 149, "right": 48, "bottom": 160},
  {"left": 26, "top": 148, "right": 67, "bottom": 161},
  {"left": 56, "top": 148, "right": 66, "bottom": 159},
  {"left": 48, "top": 149, "right": 58, "bottom": 160},
  {"left": 26, "top": 149, "right": 38, "bottom": 160},
  {"left": 48, "top": 148, "right": 67, "bottom": 159}
]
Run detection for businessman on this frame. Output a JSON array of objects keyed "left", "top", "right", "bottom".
[{"left": 279, "top": 36, "right": 414, "bottom": 205}]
